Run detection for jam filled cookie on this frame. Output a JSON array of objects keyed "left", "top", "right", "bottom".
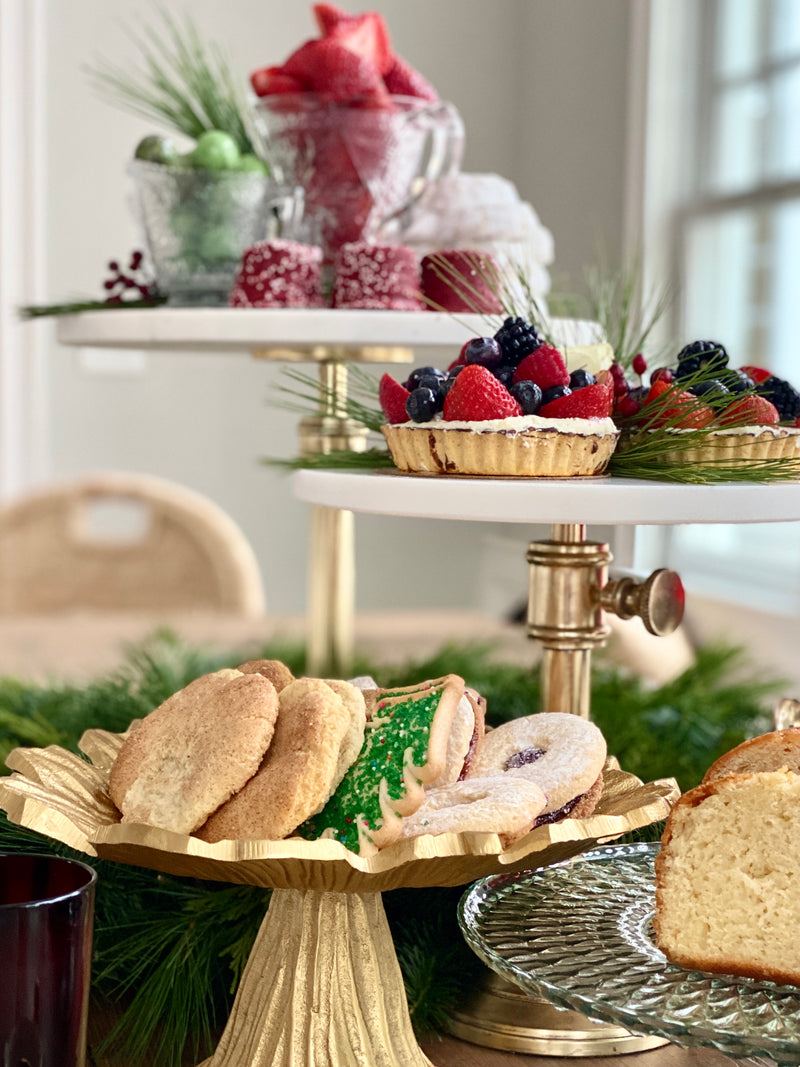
[{"left": 470, "top": 711, "right": 607, "bottom": 818}]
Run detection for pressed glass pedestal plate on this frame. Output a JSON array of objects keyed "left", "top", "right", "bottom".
[
  {"left": 0, "top": 728, "right": 676, "bottom": 1067},
  {"left": 459, "top": 842, "right": 800, "bottom": 1065}
]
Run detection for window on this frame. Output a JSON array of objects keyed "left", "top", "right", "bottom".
[{"left": 638, "top": 0, "right": 800, "bottom": 617}]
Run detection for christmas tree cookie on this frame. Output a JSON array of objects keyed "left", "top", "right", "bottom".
[{"left": 297, "top": 675, "right": 464, "bottom": 855}]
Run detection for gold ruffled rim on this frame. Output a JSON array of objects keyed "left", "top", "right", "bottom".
[{"left": 0, "top": 730, "right": 678, "bottom": 893}]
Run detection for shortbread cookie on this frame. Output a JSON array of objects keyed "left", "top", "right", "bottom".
[
  {"left": 702, "top": 728, "right": 799, "bottom": 782},
  {"left": 197, "top": 678, "right": 354, "bottom": 843},
  {"left": 428, "top": 688, "right": 486, "bottom": 788},
  {"left": 109, "top": 669, "right": 279, "bottom": 835},
  {"left": 322, "top": 679, "right": 367, "bottom": 784},
  {"left": 470, "top": 712, "right": 607, "bottom": 815},
  {"left": 237, "top": 658, "right": 296, "bottom": 693},
  {"left": 297, "top": 675, "right": 465, "bottom": 855},
  {"left": 400, "top": 776, "right": 547, "bottom": 848}
]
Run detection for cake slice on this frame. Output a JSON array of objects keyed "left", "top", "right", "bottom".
[{"left": 654, "top": 770, "right": 800, "bottom": 986}]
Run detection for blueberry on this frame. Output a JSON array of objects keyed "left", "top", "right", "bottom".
[
  {"left": 541, "top": 384, "right": 571, "bottom": 405},
  {"left": 404, "top": 366, "right": 446, "bottom": 391},
  {"left": 415, "top": 373, "right": 447, "bottom": 396},
  {"left": 510, "top": 380, "right": 543, "bottom": 414},
  {"left": 720, "top": 369, "right": 754, "bottom": 394},
  {"left": 406, "top": 387, "right": 439, "bottom": 422},
  {"left": 689, "top": 379, "right": 729, "bottom": 398},
  {"left": 493, "top": 364, "right": 516, "bottom": 388},
  {"left": 464, "top": 337, "right": 503, "bottom": 368},
  {"left": 569, "top": 369, "right": 596, "bottom": 390}
]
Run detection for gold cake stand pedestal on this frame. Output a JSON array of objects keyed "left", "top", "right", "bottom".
[{"left": 0, "top": 729, "right": 677, "bottom": 1067}]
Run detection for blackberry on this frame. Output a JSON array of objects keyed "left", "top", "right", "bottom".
[
  {"left": 493, "top": 316, "right": 541, "bottom": 365},
  {"left": 756, "top": 376, "right": 800, "bottom": 421},
  {"left": 675, "top": 340, "right": 729, "bottom": 379}
]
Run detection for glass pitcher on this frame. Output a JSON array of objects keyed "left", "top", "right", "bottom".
[{"left": 254, "top": 94, "right": 465, "bottom": 264}]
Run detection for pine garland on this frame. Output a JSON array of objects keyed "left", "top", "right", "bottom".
[{"left": 0, "top": 629, "right": 781, "bottom": 1063}]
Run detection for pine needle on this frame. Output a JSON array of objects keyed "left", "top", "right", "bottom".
[
  {"left": 84, "top": 7, "right": 258, "bottom": 156},
  {"left": 0, "top": 630, "right": 783, "bottom": 1063}
]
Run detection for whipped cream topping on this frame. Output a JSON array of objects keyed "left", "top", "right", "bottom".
[{"left": 396, "top": 413, "right": 619, "bottom": 436}]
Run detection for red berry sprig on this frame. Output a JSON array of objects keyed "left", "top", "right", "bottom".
[{"left": 102, "top": 250, "right": 159, "bottom": 304}]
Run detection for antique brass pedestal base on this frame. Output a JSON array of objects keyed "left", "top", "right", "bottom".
[{"left": 446, "top": 971, "right": 668, "bottom": 1056}]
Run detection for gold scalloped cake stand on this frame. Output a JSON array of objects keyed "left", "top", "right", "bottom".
[{"left": 0, "top": 728, "right": 677, "bottom": 1067}]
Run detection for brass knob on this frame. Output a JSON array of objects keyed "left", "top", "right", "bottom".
[{"left": 599, "top": 568, "right": 685, "bottom": 636}]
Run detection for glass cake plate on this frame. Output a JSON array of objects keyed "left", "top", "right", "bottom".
[{"left": 459, "top": 842, "right": 800, "bottom": 1064}]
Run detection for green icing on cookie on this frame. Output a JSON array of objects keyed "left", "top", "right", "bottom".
[{"left": 297, "top": 689, "right": 443, "bottom": 853}]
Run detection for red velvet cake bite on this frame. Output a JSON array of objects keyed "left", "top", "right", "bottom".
[
  {"left": 229, "top": 239, "right": 324, "bottom": 308},
  {"left": 331, "top": 242, "right": 424, "bottom": 311},
  {"left": 420, "top": 249, "right": 503, "bottom": 314}
]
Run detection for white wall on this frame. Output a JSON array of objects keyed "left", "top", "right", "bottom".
[{"left": 35, "top": 0, "right": 632, "bottom": 616}]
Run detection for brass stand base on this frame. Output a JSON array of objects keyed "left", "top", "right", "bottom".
[{"left": 444, "top": 972, "right": 669, "bottom": 1057}]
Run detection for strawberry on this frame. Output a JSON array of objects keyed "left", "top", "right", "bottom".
[
  {"left": 312, "top": 2, "right": 350, "bottom": 34},
  {"left": 539, "top": 383, "right": 614, "bottom": 420},
  {"left": 283, "top": 39, "right": 388, "bottom": 103},
  {"left": 378, "top": 373, "right": 411, "bottom": 424},
  {"left": 443, "top": 365, "right": 522, "bottom": 422},
  {"left": 251, "top": 66, "right": 308, "bottom": 96},
  {"left": 739, "top": 364, "right": 772, "bottom": 384},
  {"left": 717, "top": 395, "right": 780, "bottom": 427},
  {"left": 512, "top": 344, "right": 569, "bottom": 390},
  {"left": 383, "top": 54, "right": 439, "bottom": 101},
  {"left": 641, "top": 379, "right": 714, "bottom": 429},
  {"left": 335, "top": 17, "right": 393, "bottom": 76}
]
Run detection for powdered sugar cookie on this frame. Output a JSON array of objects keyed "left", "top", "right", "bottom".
[
  {"left": 109, "top": 669, "right": 278, "bottom": 835},
  {"left": 428, "top": 688, "right": 486, "bottom": 788},
  {"left": 400, "top": 776, "right": 547, "bottom": 848},
  {"left": 197, "top": 677, "right": 353, "bottom": 843},
  {"left": 470, "top": 712, "right": 606, "bottom": 816},
  {"left": 297, "top": 675, "right": 465, "bottom": 855}
]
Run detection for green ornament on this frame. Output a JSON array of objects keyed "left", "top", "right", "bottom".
[
  {"left": 134, "top": 134, "right": 179, "bottom": 165},
  {"left": 238, "top": 154, "right": 268, "bottom": 175},
  {"left": 190, "top": 130, "right": 240, "bottom": 171}
]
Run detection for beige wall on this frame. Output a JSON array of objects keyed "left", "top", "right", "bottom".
[{"left": 40, "top": 0, "right": 633, "bottom": 616}]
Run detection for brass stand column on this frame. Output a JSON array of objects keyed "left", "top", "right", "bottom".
[
  {"left": 527, "top": 522, "right": 685, "bottom": 719},
  {"left": 447, "top": 523, "right": 686, "bottom": 1055},
  {"left": 252, "top": 343, "right": 412, "bottom": 678},
  {"left": 301, "top": 362, "right": 367, "bottom": 677}
]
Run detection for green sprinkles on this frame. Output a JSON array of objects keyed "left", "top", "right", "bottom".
[{"left": 297, "top": 690, "right": 442, "bottom": 853}]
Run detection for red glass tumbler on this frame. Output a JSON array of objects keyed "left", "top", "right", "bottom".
[{"left": 0, "top": 853, "right": 97, "bottom": 1067}]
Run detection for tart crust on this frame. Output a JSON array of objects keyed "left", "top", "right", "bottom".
[{"left": 381, "top": 423, "right": 619, "bottom": 477}]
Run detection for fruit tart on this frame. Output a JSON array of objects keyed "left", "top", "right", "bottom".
[
  {"left": 612, "top": 343, "right": 800, "bottom": 475},
  {"left": 379, "top": 316, "right": 620, "bottom": 478}
]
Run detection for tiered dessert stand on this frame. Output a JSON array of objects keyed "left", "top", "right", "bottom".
[{"left": 38, "top": 308, "right": 800, "bottom": 1064}]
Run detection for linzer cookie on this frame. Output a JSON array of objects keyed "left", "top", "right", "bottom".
[
  {"left": 197, "top": 678, "right": 364, "bottom": 843},
  {"left": 109, "top": 669, "right": 279, "bottom": 835},
  {"left": 297, "top": 674, "right": 465, "bottom": 855}
]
